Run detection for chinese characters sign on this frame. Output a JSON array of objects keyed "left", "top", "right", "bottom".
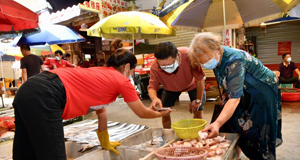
[
  {"left": 278, "top": 41, "right": 291, "bottom": 55},
  {"left": 223, "top": 29, "right": 232, "bottom": 47},
  {"left": 79, "top": 0, "right": 129, "bottom": 17}
]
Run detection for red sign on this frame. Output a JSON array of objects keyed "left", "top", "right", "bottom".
[
  {"left": 278, "top": 41, "right": 292, "bottom": 55},
  {"left": 85, "top": 1, "right": 90, "bottom": 8},
  {"left": 90, "top": 1, "right": 95, "bottom": 9},
  {"left": 96, "top": 2, "right": 100, "bottom": 10}
]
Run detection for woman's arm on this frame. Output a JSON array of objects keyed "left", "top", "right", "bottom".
[
  {"left": 126, "top": 100, "right": 171, "bottom": 118},
  {"left": 214, "top": 98, "right": 240, "bottom": 127},
  {"left": 203, "top": 98, "right": 240, "bottom": 138},
  {"left": 96, "top": 108, "right": 107, "bottom": 132}
]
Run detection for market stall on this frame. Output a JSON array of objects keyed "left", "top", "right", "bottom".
[{"left": 63, "top": 124, "right": 239, "bottom": 160}]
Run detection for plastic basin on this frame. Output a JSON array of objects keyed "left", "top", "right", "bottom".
[{"left": 171, "top": 119, "right": 207, "bottom": 139}]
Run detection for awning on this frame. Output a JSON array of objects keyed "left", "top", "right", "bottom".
[
  {"left": 39, "top": 1, "right": 100, "bottom": 25},
  {"left": 46, "top": 0, "right": 88, "bottom": 13}
]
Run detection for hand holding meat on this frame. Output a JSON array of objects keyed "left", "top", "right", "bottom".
[{"left": 202, "top": 122, "right": 221, "bottom": 139}]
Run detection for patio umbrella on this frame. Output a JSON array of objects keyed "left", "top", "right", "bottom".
[
  {"left": 87, "top": 11, "right": 174, "bottom": 53},
  {"left": 159, "top": 0, "right": 300, "bottom": 32},
  {"left": 1, "top": 44, "right": 64, "bottom": 57},
  {"left": 17, "top": 24, "right": 86, "bottom": 46},
  {"left": 31, "top": 44, "right": 65, "bottom": 55},
  {"left": 0, "top": 0, "right": 39, "bottom": 36},
  {"left": 262, "top": 3, "right": 300, "bottom": 25}
]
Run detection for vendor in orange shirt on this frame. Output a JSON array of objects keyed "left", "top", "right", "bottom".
[
  {"left": 50, "top": 50, "right": 75, "bottom": 69},
  {"left": 148, "top": 42, "right": 206, "bottom": 128}
]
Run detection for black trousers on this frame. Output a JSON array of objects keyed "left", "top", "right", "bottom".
[
  {"left": 13, "top": 72, "right": 66, "bottom": 160},
  {"left": 161, "top": 88, "right": 206, "bottom": 111},
  {"left": 279, "top": 76, "right": 300, "bottom": 88}
]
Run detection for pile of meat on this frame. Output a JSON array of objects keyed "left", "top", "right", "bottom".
[{"left": 168, "top": 131, "right": 231, "bottom": 158}]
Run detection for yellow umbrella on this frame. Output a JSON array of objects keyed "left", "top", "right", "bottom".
[
  {"left": 160, "top": 0, "right": 195, "bottom": 28},
  {"left": 87, "top": 11, "right": 174, "bottom": 53},
  {"left": 50, "top": 45, "right": 65, "bottom": 54},
  {"left": 88, "top": 11, "right": 173, "bottom": 38}
]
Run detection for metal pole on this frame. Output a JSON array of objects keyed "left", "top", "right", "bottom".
[
  {"left": 222, "top": 0, "right": 227, "bottom": 45},
  {"left": 0, "top": 55, "right": 5, "bottom": 108},
  {"left": 49, "top": 44, "right": 53, "bottom": 57},
  {"left": 132, "top": 34, "right": 135, "bottom": 54}
]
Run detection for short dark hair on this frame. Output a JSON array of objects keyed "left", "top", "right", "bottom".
[
  {"left": 282, "top": 53, "right": 290, "bottom": 59},
  {"left": 54, "top": 50, "right": 63, "bottom": 56},
  {"left": 20, "top": 44, "right": 30, "bottom": 51},
  {"left": 106, "top": 49, "right": 137, "bottom": 69},
  {"left": 65, "top": 53, "right": 71, "bottom": 57},
  {"left": 154, "top": 42, "right": 177, "bottom": 59}
]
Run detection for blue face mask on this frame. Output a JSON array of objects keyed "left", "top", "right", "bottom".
[{"left": 201, "top": 54, "right": 219, "bottom": 70}]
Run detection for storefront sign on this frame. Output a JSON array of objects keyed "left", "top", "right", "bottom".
[
  {"left": 278, "top": 41, "right": 292, "bottom": 55},
  {"left": 101, "top": 0, "right": 128, "bottom": 17},
  {"left": 79, "top": 0, "right": 101, "bottom": 13},
  {"left": 223, "top": 29, "right": 232, "bottom": 47}
]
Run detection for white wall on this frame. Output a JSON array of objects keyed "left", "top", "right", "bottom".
[
  {"left": 0, "top": 61, "right": 21, "bottom": 79},
  {"left": 135, "top": 0, "right": 174, "bottom": 11}
]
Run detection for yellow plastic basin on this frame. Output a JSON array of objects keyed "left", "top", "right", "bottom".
[{"left": 171, "top": 119, "right": 207, "bottom": 139}]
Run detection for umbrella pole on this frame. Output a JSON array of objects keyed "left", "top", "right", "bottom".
[
  {"left": 49, "top": 45, "right": 53, "bottom": 57},
  {"left": 132, "top": 34, "right": 135, "bottom": 54},
  {"left": 0, "top": 55, "right": 5, "bottom": 108},
  {"left": 222, "top": 0, "right": 227, "bottom": 45}
]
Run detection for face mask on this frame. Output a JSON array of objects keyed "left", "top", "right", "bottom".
[
  {"left": 123, "top": 66, "right": 131, "bottom": 78},
  {"left": 124, "top": 67, "right": 135, "bottom": 87},
  {"left": 55, "top": 56, "right": 60, "bottom": 60},
  {"left": 129, "top": 75, "right": 134, "bottom": 86},
  {"left": 287, "top": 57, "right": 292, "bottom": 62},
  {"left": 160, "top": 61, "right": 179, "bottom": 73},
  {"left": 202, "top": 53, "right": 219, "bottom": 70}
]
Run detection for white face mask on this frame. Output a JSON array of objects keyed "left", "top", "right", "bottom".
[
  {"left": 287, "top": 57, "right": 292, "bottom": 62},
  {"left": 124, "top": 67, "right": 135, "bottom": 86},
  {"left": 201, "top": 51, "right": 220, "bottom": 70},
  {"left": 160, "top": 61, "right": 179, "bottom": 73},
  {"left": 55, "top": 56, "right": 60, "bottom": 60}
]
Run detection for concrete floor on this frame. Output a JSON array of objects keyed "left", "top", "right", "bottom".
[
  {"left": 105, "top": 89, "right": 300, "bottom": 160},
  {"left": 1, "top": 88, "right": 300, "bottom": 160}
]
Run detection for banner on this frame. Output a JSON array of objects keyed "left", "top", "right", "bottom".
[
  {"left": 278, "top": 41, "right": 292, "bottom": 55},
  {"left": 223, "top": 29, "right": 232, "bottom": 47}
]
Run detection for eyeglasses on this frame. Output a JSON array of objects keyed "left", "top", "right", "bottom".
[{"left": 160, "top": 63, "right": 176, "bottom": 69}]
